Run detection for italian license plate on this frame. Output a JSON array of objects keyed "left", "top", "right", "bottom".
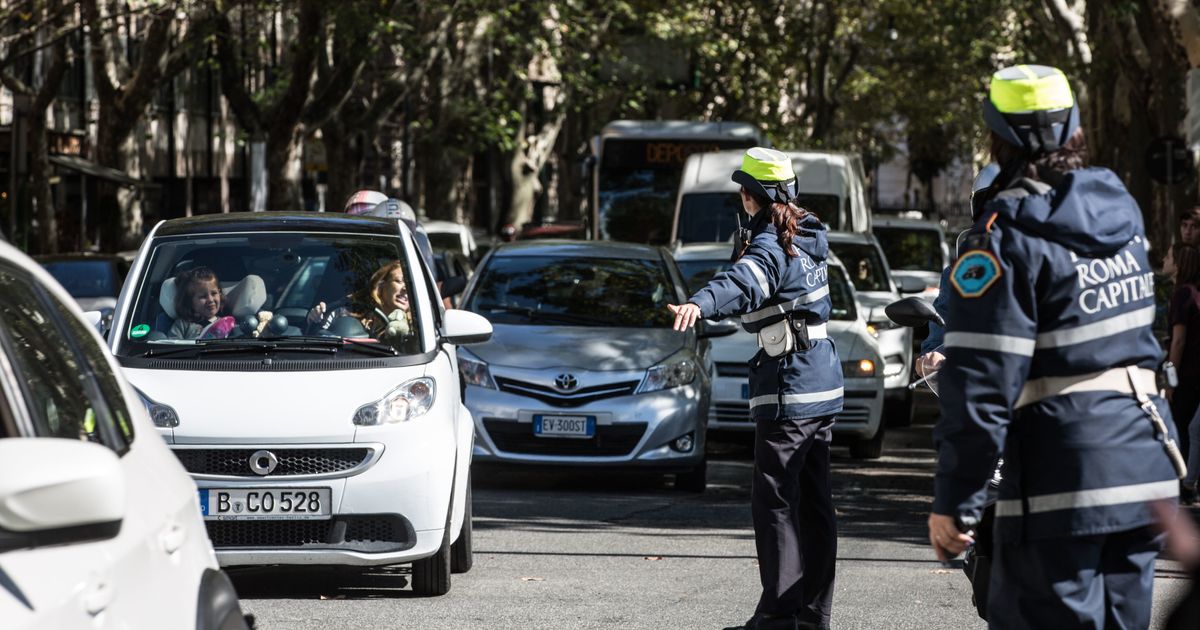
[
  {"left": 533, "top": 415, "right": 595, "bottom": 438},
  {"left": 198, "top": 488, "right": 332, "bottom": 521},
  {"left": 741, "top": 384, "right": 750, "bottom": 399}
]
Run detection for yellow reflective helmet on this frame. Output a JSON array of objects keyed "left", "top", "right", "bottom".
[
  {"left": 983, "top": 64, "right": 1080, "bottom": 157},
  {"left": 731, "top": 147, "right": 797, "bottom": 204}
]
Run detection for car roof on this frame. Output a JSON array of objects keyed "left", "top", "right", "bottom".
[
  {"left": 34, "top": 253, "right": 125, "bottom": 263},
  {"left": 489, "top": 240, "right": 665, "bottom": 260},
  {"left": 673, "top": 242, "right": 847, "bottom": 270},
  {"left": 872, "top": 216, "right": 945, "bottom": 232},
  {"left": 827, "top": 231, "right": 876, "bottom": 245},
  {"left": 422, "top": 220, "right": 469, "bottom": 234},
  {"left": 600, "top": 120, "right": 761, "bottom": 140},
  {"left": 152, "top": 212, "right": 401, "bottom": 238}
]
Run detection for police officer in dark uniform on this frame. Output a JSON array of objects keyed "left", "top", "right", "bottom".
[
  {"left": 669, "top": 148, "right": 843, "bottom": 630},
  {"left": 931, "top": 64, "right": 1183, "bottom": 628}
]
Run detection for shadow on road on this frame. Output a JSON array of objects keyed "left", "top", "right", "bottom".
[{"left": 228, "top": 565, "right": 414, "bottom": 600}]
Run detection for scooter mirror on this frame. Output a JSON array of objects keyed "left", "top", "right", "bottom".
[{"left": 884, "top": 296, "right": 945, "bottom": 328}]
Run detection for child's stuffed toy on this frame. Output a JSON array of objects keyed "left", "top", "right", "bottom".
[
  {"left": 381, "top": 309, "right": 410, "bottom": 339},
  {"left": 251, "top": 311, "right": 274, "bottom": 338}
]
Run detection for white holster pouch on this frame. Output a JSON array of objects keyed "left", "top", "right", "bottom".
[{"left": 758, "top": 319, "right": 794, "bottom": 358}]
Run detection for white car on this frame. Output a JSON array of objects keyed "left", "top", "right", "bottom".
[
  {"left": 424, "top": 220, "right": 479, "bottom": 260},
  {"left": 674, "top": 244, "right": 886, "bottom": 457},
  {"left": 872, "top": 217, "right": 949, "bottom": 304},
  {"left": 0, "top": 240, "right": 249, "bottom": 629},
  {"left": 106, "top": 213, "right": 492, "bottom": 596},
  {"left": 827, "top": 232, "right": 922, "bottom": 426}
]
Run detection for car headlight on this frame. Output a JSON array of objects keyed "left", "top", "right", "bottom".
[
  {"left": 842, "top": 359, "right": 876, "bottom": 377},
  {"left": 134, "top": 387, "right": 179, "bottom": 428},
  {"left": 353, "top": 378, "right": 436, "bottom": 425},
  {"left": 637, "top": 350, "right": 697, "bottom": 394},
  {"left": 866, "top": 320, "right": 897, "bottom": 338},
  {"left": 457, "top": 350, "right": 496, "bottom": 389}
]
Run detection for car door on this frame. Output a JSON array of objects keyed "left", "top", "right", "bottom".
[{"left": 0, "top": 262, "right": 200, "bottom": 628}]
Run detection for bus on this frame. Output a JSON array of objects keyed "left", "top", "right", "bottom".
[{"left": 587, "top": 120, "right": 763, "bottom": 244}]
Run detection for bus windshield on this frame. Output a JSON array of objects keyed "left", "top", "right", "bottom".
[{"left": 596, "top": 137, "right": 755, "bottom": 244}]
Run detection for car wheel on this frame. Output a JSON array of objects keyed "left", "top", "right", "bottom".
[
  {"left": 850, "top": 424, "right": 885, "bottom": 459},
  {"left": 451, "top": 476, "right": 473, "bottom": 574},
  {"left": 675, "top": 458, "right": 707, "bottom": 493},
  {"left": 885, "top": 390, "right": 914, "bottom": 427},
  {"left": 411, "top": 534, "right": 452, "bottom": 596}
]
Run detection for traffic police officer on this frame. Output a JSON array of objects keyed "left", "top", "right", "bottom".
[
  {"left": 931, "top": 64, "right": 1182, "bottom": 628},
  {"left": 669, "top": 147, "right": 843, "bottom": 630}
]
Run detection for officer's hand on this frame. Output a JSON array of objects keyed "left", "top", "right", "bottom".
[
  {"left": 667, "top": 303, "right": 702, "bottom": 332},
  {"left": 917, "top": 351, "right": 945, "bottom": 377},
  {"left": 928, "top": 513, "right": 973, "bottom": 563}
]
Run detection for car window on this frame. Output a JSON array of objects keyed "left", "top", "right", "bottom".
[
  {"left": 39, "top": 259, "right": 118, "bottom": 298},
  {"left": 466, "top": 255, "right": 674, "bottom": 328},
  {"left": 677, "top": 258, "right": 732, "bottom": 294},
  {"left": 677, "top": 257, "right": 857, "bottom": 321},
  {"left": 0, "top": 266, "right": 130, "bottom": 453},
  {"left": 873, "top": 227, "right": 944, "bottom": 272},
  {"left": 829, "top": 242, "right": 890, "bottom": 293}
]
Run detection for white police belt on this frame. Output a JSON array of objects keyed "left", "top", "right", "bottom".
[
  {"left": 1014, "top": 367, "right": 1157, "bottom": 408},
  {"left": 756, "top": 321, "right": 826, "bottom": 358}
]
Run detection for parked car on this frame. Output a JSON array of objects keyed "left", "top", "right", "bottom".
[
  {"left": 459, "top": 240, "right": 717, "bottom": 491},
  {"left": 106, "top": 212, "right": 492, "bottom": 596},
  {"left": 0, "top": 240, "right": 249, "bottom": 629},
  {"left": 828, "top": 232, "right": 922, "bottom": 426},
  {"left": 872, "top": 217, "right": 949, "bottom": 303},
  {"left": 674, "top": 244, "right": 886, "bottom": 457},
  {"left": 35, "top": 253, "right": 132, "bottom": 313},
  {"left": 424, "top": 219, "right": 478, "bottom": 261}
]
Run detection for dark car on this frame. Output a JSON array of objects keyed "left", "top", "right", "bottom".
[{"left": 35, "top": 253, "right": 132, "bottom": 313}]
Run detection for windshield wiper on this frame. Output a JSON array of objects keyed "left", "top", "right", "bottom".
[
  {"left": 197, "top": 337, "right": 338, "bottom": 356},
  {"left": 339, "top": 339, "right": 399, "bottom": 357},
  {"left": 139, "top": 343, "right": 207, "bottom": 358}
]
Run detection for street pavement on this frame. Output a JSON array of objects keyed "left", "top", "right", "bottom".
[{"left": 234, "top": 416, "right": 1195, "bottom": 629}]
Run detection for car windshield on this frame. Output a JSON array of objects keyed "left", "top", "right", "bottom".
[
  {"left": 873, "top": 226, "right": 944, "bottom": 272},
  {"left": 676, "top": 192, "right": 843, "bottom": 243},
  {"left": 466, "top": 255, "right": 675, "bottom": 328},
  {"left": 829, "top": 242, "right": 890, "bottom": 293},
  {"left": 427, "top": 232, "right": 462, "bottom": 253},
  {"left": 41, "top": 260, "right": 119, "bottom": 298},
  {"left": 115, "top": 233, "right": 422, "bottom": 358},
  {"left": 677, "top": 257, "right": 856, "bottom": 321}
]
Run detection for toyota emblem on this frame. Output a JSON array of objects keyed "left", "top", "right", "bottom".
[
  {"left": 249, "top": 450, "right": 279, "bottom": 476},
  {"left": 554, "top": 373, "right": 578, "bottom": 391}
]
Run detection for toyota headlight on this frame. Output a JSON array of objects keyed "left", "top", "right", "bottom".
[
  {"left": 353, "top": 378, "right": 436, "bottom": 425},
  {"left": 842, "top": 359, "right": 876, "bottom": 377},
  {"left": 457, "top": 349, "right": 496, "bottom": 389},
  {"left": 637, "top": 351, "right": 697, "bottom": 394},
  {"left": 134, "top": 387, "right": 179, "bottom": 428}
]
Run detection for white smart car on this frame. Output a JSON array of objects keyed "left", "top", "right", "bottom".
[
  {"left": 0, "top": 240, "right": 249, "bottom": 629},
  {"left": 106, "top": 213, "right": 491, "bottom": 596}
]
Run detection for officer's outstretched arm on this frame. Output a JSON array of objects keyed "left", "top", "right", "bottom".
[
  {"left": 934, "top": 224, "right": 1039, "bottom": 522},
  {"left": 688, "top": 245, "right": 780, "bottom": 320}
]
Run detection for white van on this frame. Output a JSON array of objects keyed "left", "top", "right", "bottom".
[{"left": 671, "top": 149, "right": 871, "bottom": 244}]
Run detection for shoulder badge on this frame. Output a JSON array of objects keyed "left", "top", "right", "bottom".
[{"left": 950, "top": 249, "right": 1001, "bottom": 298}]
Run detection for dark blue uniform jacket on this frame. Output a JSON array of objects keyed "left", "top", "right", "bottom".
[
  {"left": 689, "top": 212, "right": 844, "bottom": 421},
  {"left": 935, "top": 168, "right": 1178, "bottom": 542}
]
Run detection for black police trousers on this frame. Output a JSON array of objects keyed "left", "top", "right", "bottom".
[
  {"left": 988, "top": 526, "right": 1163, "bottom": 629},
  {"left": 752, "top": 415, "right": 837, "bottom": 628}
]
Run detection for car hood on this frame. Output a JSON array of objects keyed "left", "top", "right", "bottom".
[
  {"left": 709, "top": 319, "right": 869, "bottom": 364},
  {"left": 469, "top": 324, "right": 686, "bottom": 371},
  {"left": 854, "top": 291, "right": 899, "bottom": 323},
  {"left": 77, "top": 296, "right": 117, "bottom": 312},
  {"left": 123, "top": 365, "right": 427, "bottom": 444}
]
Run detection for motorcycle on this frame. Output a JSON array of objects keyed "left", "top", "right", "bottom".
[{"left": 885, "top": 296, "right": 999, "bottom": 621}]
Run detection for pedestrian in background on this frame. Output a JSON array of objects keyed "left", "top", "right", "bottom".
[
  {"left": 668, "top": 147, "right": 842, "bottom": 630},
  {"left": 1181, "top": 207, "right": 1199, "bottom": 246},
  {"left": 1166, "top": 243, "right": 1200, "bottom": 503},
  {"left": 932, "top": 64, "right": 1180, "bottom": 629}
]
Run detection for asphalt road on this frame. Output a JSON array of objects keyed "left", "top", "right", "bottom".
[{"left": 234, "top": 416, "right": 1194, "bottom": 630}]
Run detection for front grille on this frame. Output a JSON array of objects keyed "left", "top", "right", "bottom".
[
  {"left": 715, "top": 362, "right": 749, "bottom": 378},
  {"left": 494, "top": 376, "right": 639, "bottom": 408},
  {"left": 206, "top": 515, "right": 414, "bottom": 553},
  {"left": 174, "top": 448, "right": 371, "bottom": 477},
  {"left": 838, "top": 403, "right": 872, "bottom": 423},
  {"left": 712, "top": 402, "right": 752, "bottom": 423},
  {"left": 482, "top": 418, "right": 646, "bottom": 456}
]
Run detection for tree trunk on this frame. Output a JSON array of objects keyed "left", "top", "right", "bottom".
[
  {"left": 26, "top": 112, "right": 56, "bottom": 254},
  {"left": 266, "top": 131, "right": 304, "bottom": 211}
]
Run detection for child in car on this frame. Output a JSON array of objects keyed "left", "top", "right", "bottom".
[{"left": 168, "top": 267, "right": 228, "bottom": 339}]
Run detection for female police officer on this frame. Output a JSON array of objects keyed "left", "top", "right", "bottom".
[
  {"left": 669, "top": 147, "right": 843, "bottom": 630},
  {"left": 932, "top": 65, "right": 1181, "bottom": 628}
]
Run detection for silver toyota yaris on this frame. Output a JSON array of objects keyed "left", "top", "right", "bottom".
[{"left": 458, "top": 240, "right": 720, "bottom": 491}]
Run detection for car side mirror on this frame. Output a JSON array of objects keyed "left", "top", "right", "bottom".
[
  {"left": 440, "top": 309, "right": 493, "bottom": 345},
  {"left": 698, "top": 319, "right": 739, "bottom": 339},
  {"left": 893, "top": 275, "right": 926, "bottom": 294},
  {"left": 441, "top": 275, "right": 468, "bottom": 299},
  {"left": 0, "top": 438, "right": 126, "bottom": 553},
  {"left": 884, "top": 296, "right": 945, "bottom": 328}
]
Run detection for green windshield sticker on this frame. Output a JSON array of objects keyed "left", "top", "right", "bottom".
[{"left": 130, "top": 324, "right": 150, "bottom": 338}]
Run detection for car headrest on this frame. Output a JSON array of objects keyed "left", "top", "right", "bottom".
[{"left": 159, "top": 274, "right": 267, "bottom": 320}]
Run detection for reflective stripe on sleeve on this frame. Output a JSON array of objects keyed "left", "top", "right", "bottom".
[
  {"left": 1035, "top": 305, "right": 1155, "bottom": 349},
  {"left": 748, "top": 387, "right": 844, "bottom": 410},
  {"left": 943, "top": 332, "right": 1036, "bottom": 356},
  {"left": 735, "top": 258, "right": 771, "bottom": 296},
  {"left": 741, "top": 285, "right": 830, "bottom": 324},
  {"left": 994, "top": 479, "right": 1179, "bottom": 517}
]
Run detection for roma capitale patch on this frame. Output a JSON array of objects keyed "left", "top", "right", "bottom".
[{"left": 951, "top": 250, "right": 1001, "bottom": 298}]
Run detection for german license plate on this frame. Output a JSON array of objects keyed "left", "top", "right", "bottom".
[
  {"left": 198, "top": 488, "right": 331, "bottom": 521},
  {"left": 741, "top": 383, "right": 750, "bottom": 399},
  {"left": 533, "top": 415, "right": 595, "bottom": 438}
]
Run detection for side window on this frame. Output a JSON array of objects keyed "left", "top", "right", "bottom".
[{"left": 0, "top": 267, "right": 131, "bottom": 453}]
